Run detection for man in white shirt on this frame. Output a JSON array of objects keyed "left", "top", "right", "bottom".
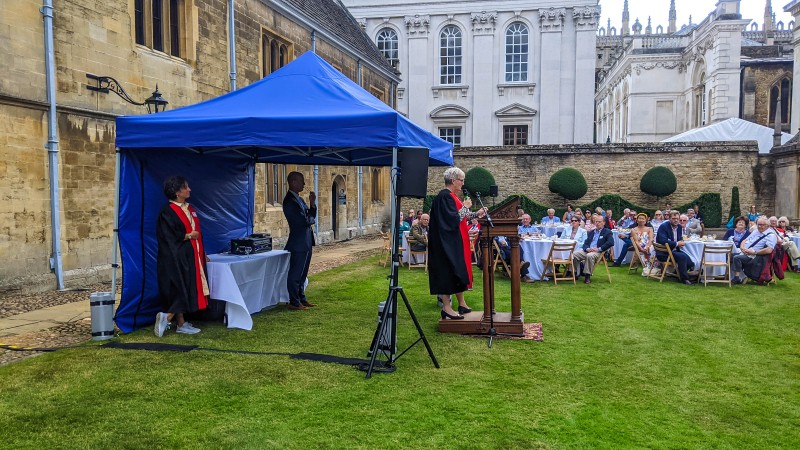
[
  {"left": 732, "top": 217, "right": 776, "bottom": 284},
  {"left": 540, "top": 208, "right": 561, "bottom": 225}
]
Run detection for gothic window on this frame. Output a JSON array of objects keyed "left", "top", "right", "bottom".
[
  {"left": 134, "top": 0, "right": 186, "bottom": 58},
  {"left": 371, "top": 168, "right": 383, "bottom": 202},
  {"left": 439, "top": 25, "right": 462, "bottom": 85},
  {"left": 376, "top": 28, "right": 399, "bottom": 68},
  {"left": 504, "top": 23, "right": 528, "bottom": 82},
  {"left": 438, "top": 127, "right": 462, "bottom": 148},
  {"left": 265, "top": 164, "right": 286, "bottom": 206},
  {"left": 769, "top": 78, "right": 792, "bottom": 129},
  {"left": 503, "top": 125, "right": 528, "bottom": 146},
  {"left": 261, "top": 30, "right": 292, "bottom": 77}
]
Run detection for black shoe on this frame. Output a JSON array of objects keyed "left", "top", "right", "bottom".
[
  {"left": 612, "top": 262, "right": 621, "bottom": 267},
  {"left": 584, "top": 276, "right": 591, "bottom": 284},
  {"left": 458, "top": 305, "right": 472, "bottom": 314},
  {"left": 520, "top": 261, "right": 531, "bottom": 275},
  {"left": 683, "top": 280, "right": 694, "bottom": 286},
  {"left": 441, "top": 310, "right": 464, "bottom": 320},
  {"left": 731, "top": 277, "right": 743, "bottom": 285}
]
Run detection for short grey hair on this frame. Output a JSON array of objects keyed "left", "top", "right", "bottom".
[
  {"left": 443, "top": 167, "right": 465, "bottom": 186},
  {"left": 547, "top": 208, "right": 555, "bottom": 214}
]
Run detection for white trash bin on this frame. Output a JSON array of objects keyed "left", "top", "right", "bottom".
[{"left": 89, "top": 292, "right": 115, "bottom": 340}]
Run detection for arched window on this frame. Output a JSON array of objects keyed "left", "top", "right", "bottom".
[
  {"left": 376, "top": 28, "right": 399, "bottom": 68},
  {"left": 504, "top": 23, "right": 529, "bottom": 82},
  {"left": 769, "top": 78, "right": 793, "bottom": 129},
  {"left": 439, "top": 25, "right": 462, "bottom": 85}
]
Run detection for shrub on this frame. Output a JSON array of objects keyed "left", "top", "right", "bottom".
[
  {"left": 676, "top": 193, "right": 722, "bottom": 227},
  {"left": 464, "top": 167, "right": 496, "bottom": 198},
  {"left": 728, "top": 186, "right": 741, "bottom": 221},
  {"left": 548, "top": 168, "right": 588, "bottom": 200},
  {"left": 640, "top": 166, "right": 677, "bottom": 198},
  {"left": 422, "top": 194, "right": 436, "bottom": 213}
]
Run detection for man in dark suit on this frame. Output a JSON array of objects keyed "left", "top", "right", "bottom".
[
  {"left": 283, "top": 171, "right": 317, "bottom": 310},
  {"left": 572, "top": 214, "right": 614, "bottom": 284},
  {"left": 655, "top": 210, "right": 695, "bottom": 285}
]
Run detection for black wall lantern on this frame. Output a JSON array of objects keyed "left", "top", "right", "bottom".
[
  {"left": 86, "top": 74, "right": 169, "bottom": 113},
  {"left": 338, "top": 189, "right": 347, "bottom": 205}
]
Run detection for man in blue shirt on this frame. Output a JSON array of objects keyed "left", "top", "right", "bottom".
[
  {"left": 572, "top": 214, "right": 614, "bottom": 284},
  {"left": 732, "top": 217, "right": 776, "bottom": 284},
  {"left": 540, "top": 208, "right": 561, "bottom": 225},
  {"left": 655, "top": 210, "right": 695, "bottom": 285}
]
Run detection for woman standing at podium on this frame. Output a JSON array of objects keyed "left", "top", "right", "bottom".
[{"left": 428, "top": 167, "right": 486, "bottom": 320}]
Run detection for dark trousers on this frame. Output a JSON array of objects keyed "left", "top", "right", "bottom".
[
  {"left": 411, "top": 242, "right": 427, "bottom": 251},
  {"left": 614, "top": 236, "right": 632, "bottom": 265},
  {"left": 287, "top": 249, "right": 311, "bottom": 306},
  {"left": 656, "top": 250, "right": 693, "bottom": 282}
]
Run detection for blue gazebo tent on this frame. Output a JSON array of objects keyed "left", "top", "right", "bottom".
[{"left": 113, "top": 51, "right": 453, "bottom": 332}]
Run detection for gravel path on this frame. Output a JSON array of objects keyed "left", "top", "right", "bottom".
[{"left": 0, "top": 235, "right": 382, "bottom": 366}]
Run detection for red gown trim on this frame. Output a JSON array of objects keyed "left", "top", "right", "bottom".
[
  {"left": 449, "top": 192, "right": 473, "bottom": 288},
  {"left": 169, "top": 203, "right": 208, "bottom": 310}
]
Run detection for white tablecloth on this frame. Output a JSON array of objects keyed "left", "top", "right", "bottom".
[
  {"left": 612, "top": 230, "right": 633, "bottom": 264},
  {"left": 207, "top": 251, "right": 290, "bottom": 330},
  {"left": 520, "top": 239, "right": 577, "bottom": 281},
  {"left": 400, "top": 230, "right": 427, "bottom": 264},
  {"left": 682, "top": 240, "right": 733, "bottom": 277},
  {"left": 791, "top": 235, "right": 800, "bottom": 265},
  {"left": 533, "top": 225, "right": 561, "bottom": 238}
]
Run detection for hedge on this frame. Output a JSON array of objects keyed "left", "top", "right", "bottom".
[
  {"left": 728, "top": 186, "right": 741, "bottom": 221},
  {"left": 675, "top": 193, "right": 722, "bottom": 227},
  {"left": 548, "top": 168, "right": 588, "bottom": 200}
]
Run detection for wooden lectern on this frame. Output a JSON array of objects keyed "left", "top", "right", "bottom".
[{"left": 438, "top": 198, "right": 525, "bottom": 334}]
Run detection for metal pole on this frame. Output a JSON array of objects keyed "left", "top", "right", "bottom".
[
  {"left": 41, "top": 0, "right": 65, "bottom": 289},
  {"left": 357, "top": 61, "right": 363, "bottom": 234},
  {"left": 111, "top": 149, "right": 121, "bottom": 296},
  {"left": 228, "top": 0, "right": 237, "bottom": 90},
  {"left": 313, "top": 165, "right": 319, "bottom": 235}
]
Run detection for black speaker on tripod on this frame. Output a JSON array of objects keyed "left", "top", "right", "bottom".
[
  {"left": 489, "top": 185, "right": 498, "bottom": 197},
  {"left": 396, "top": 148, "right": 429, "bottom": 198}
]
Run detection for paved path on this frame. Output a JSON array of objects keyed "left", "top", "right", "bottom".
[{"left": 0, "top": 237, "right": 383, "bottom": 341}]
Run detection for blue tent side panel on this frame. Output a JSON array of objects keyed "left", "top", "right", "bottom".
[{"left": 115, "top": 150, "right": 254, "bottom": 333}]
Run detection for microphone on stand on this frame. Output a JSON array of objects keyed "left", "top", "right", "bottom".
[{"left": 462, "top": 187, "right": 470, "bottom": 198}]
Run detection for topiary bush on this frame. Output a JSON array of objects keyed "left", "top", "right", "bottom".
[
  {"left": 463, "top": 167, "right": 496, "bottom": 198},
  {"left": 640, "top": 166, "right": 677, "bottom": 198},
  {"left": 728, "top": 186, "right": 741, "bottom": 221},
  {"left": 676, "top": 193, "right": 722, "bottom": 227},
  {"left": 548, "top": 168, "right": 588, "bottom": 200}
]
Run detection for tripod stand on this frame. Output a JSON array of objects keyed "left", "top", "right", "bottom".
[{"left": 361, "top": 169, "right": 438, "bottom": 379}]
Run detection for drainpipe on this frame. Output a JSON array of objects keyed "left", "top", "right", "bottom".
[
  {"left": 41, "top": 0, "right": 65, "bottom": 289},
  {"left": 228, "top": 0, "right": 237, "bottom": 90},
  {"left": 311, "top": 30, "right": 316, "bottom": 53},
  {"left": 357, "top": 60, "right": 363, "bottom": 234}
]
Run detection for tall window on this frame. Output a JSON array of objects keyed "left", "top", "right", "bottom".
[
  {"left": 439, "top": 26, "right": 462, "bottom": 85},
  {"left": 265, "top": 164, "right": 286, "bottom": 206},
  {"left": 376, "top": 28, "right": 399, "bottom": 68},
  {"left": 505, "top": 23, "right": 528, "bottom": 82},
  {"left": 261, "top": 30, "right": 292, "bottom": 77},
  {"left": 371, "top": 168, "right": 383, "bottom": 202},
  {"left": 769, "top": 78, "right": 793, "bottom": 129},
  {"left": 439, "top": 127, "right": 462, "bottom": 148},
  {"left": 134, "top": 0, "right": 186, "bottom": 58},
  {"left": 503, "top": 125, "right": 528, "bottom": 146}
]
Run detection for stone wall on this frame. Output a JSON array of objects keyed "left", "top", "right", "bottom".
[{"left": 423, "top": 142, "right": 773, "bottom": 217}]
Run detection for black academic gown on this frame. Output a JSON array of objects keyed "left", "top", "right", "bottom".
[
  {"left": 428, "top": 189, "right": 470, "bottom": 295},
  {"left": 156, "top": 203, "right": 207, "bottom": 314}
]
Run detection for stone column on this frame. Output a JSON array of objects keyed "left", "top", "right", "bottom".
[
  {"left": 404, "top": 15, "right": 430, "bottom": 128},
  {"left": 785, "top": 1, "right": 800, "bottom": 134},
  {"left": 573, "top": 6, "right": 600, "bottom": 143},
  {"left": 470, "top": 11, "right": 497, "bottom": 146},
  {"left": 538, "top": 7, "right": 566, "bottom": 144},
  {"left": 708, "top": 21, "right": 748, "bottom": 123}
]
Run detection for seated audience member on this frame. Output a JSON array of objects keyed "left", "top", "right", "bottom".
[
  {"left": 494, "top": 235, "right": 531, "bottom": 278},
  {"left": 747, "top": 205, "right": 760, "bottom": 223},
  {"left": 563, "top": 216, "right": 588, "bottom": 248},
  {"left": 518, "top": 214, "right": 538, "bottom": 236},
  {"left": 596, "top": 207, "right": 605, "bottom": 217},
  {"left": 468, "top": 217, "right": 481, "bottom": 235},
  {"left": 562, "top": 204, "right": 575, "bottom": 222},
  {"left": 517, "top": 207, "right": 526, "bottom": 219},
  {"left": 723, "top": 216, "right": 751, "bottom": 248},
  {"left": 398, "top": 211, "right": 411, "bottom": 233},
  {"left": 573, "top": 209, "right": 585, "bottom": 224},
  {"left": 572, "top": 214, "right": 614, "bottom": 284},
  {"left": 663, "top": 204, "right": 672, "bottom": 216},
  {"left": 407, "top": 213, "right": 429, "bottom": 252},
  {"left": 778, "top": 216, "right": 795, "bottom": 233},
  {"left": 772, "top": 216, "right": 800, "bottom": 271},
  {"left": 631, "top": 213, "right": 655, "bottom": 269},
  {"left": 685, "top": 209, "right": 703, "bottom": 235},
  {"left": 655, "top": 211, "right": 696, "bottom": 285},
  {"left": 616, "top": 208, "right": 634, "bottom": 228},
  {"left": 611, "top": 219, "right": 634, "bottom": 267},
  {"left": 405, "top": 209, "right": 416, "bottom": 226},
  {"left": 732, "top": 217, "right": 776, "bottom": 284},
  {"left": 649, "top": 210, "right": 664, "bottom": 230},
  {"left": 693, "top": 204, "right": 704, "bottom": 222},
  {"left": 541, "top": 208, "right": 561, "bottom": 225},
  {"left": 603, "top": 210, "right": 614, "bottom": 229}
]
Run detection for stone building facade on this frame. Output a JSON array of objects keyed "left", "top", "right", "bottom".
[
  {"left": 0, "top": 0, "right": 397, "bottom": 291},
  {"left": 421, "top": 142, "right": 773, "bottom": 220},
  {"left": 342, "top": 0, "right": 599, "bottom": 146}
]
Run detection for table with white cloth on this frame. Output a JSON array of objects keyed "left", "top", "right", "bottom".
[
  {"left": 791, "top": 235, "right": 800, "bottom": 266},
  {"left": 612, "top": 229, "right": 633, "bottom": 264},
  {"left": 520, "top": 239, "right": 577, "bottom": 281},
  {"left": 400, "top": 230, "right": 427, "bottom": 264},
  {"left": 681, "top": 240, "right": 734, "bottom": 277},
  {"left": 207, "top": 251, "right": 290, "bottom": 330},
  {"left": 533, "top": 225, "right": 562, "bottom": 238}
]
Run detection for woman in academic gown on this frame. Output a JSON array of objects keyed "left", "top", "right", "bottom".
[
  {"left": 428, "top": 167, "right": 486, "bottom": 320},
  {"left": 154, "top": 175, "right": 208, "bottom": 337}
]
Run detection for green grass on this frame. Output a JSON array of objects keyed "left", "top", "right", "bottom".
[{"left": 1, "top": 259, "right": 799, "bottom": 449}]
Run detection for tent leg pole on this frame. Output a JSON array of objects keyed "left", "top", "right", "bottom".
[{"left": 111, "top": 148, "right": 121, "bottom": 298}]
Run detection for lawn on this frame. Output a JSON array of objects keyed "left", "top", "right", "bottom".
[{"left": 1, "top": 258, "right": 799, "bottom": 449}]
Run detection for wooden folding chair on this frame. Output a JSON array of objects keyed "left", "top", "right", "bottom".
[
  {"left": 596, "top": 251, "right": 612, "bottom": 283},
  {"left": 469, "top": 233, "right": 480, "bottom": 265},
  {"left": 699, "top": 243, "right": 733, "bottom": 287},
  {"left": 380, "top": 231, "right": 391, "bottom": 267},
  {"left": 650, "top": 243, "right": 679, "bottom": 283},
  {"left": 628, "top": 244, "right": 647, "bottom": 274},
  {"left": 408, "top": 245, "right": 427, "bottom": 271},
  {"left": 492, "top": 240, "right": 512, "bottom": 277},
  {"left": 541, "top": 241, "right": 577, "bottom": 285}
]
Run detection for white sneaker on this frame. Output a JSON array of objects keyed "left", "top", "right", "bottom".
[
  {"left": 154, "top": 312, "right": 170, "bottom": 337},
  {"left": 176, "top": 322, "right": 201, "bottom": 334}
]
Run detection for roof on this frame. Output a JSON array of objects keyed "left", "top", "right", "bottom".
[
  {"left": 282, "top": 0, "right": 396, "bottom": 76},
  {"left": 661, "top": 117, "right": 791, "bottom": 154}
]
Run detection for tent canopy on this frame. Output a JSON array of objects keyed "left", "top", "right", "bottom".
[
  {"left": 662, "top": 117, "right": 792, "bottom": 154},
  {"left": 116, "top": 51, "right": 453, "bottom": 166},
  {"left": 114, "top": 51, "right": 452, "bottom": 332}
]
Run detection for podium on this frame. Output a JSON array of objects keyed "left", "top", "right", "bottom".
[{"left": 439, "top": 198, "right": 525, "bottom": 334}]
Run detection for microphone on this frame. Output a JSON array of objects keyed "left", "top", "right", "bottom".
[{"left": 462, "top": 187, "right": 470, "bottom": 197}]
